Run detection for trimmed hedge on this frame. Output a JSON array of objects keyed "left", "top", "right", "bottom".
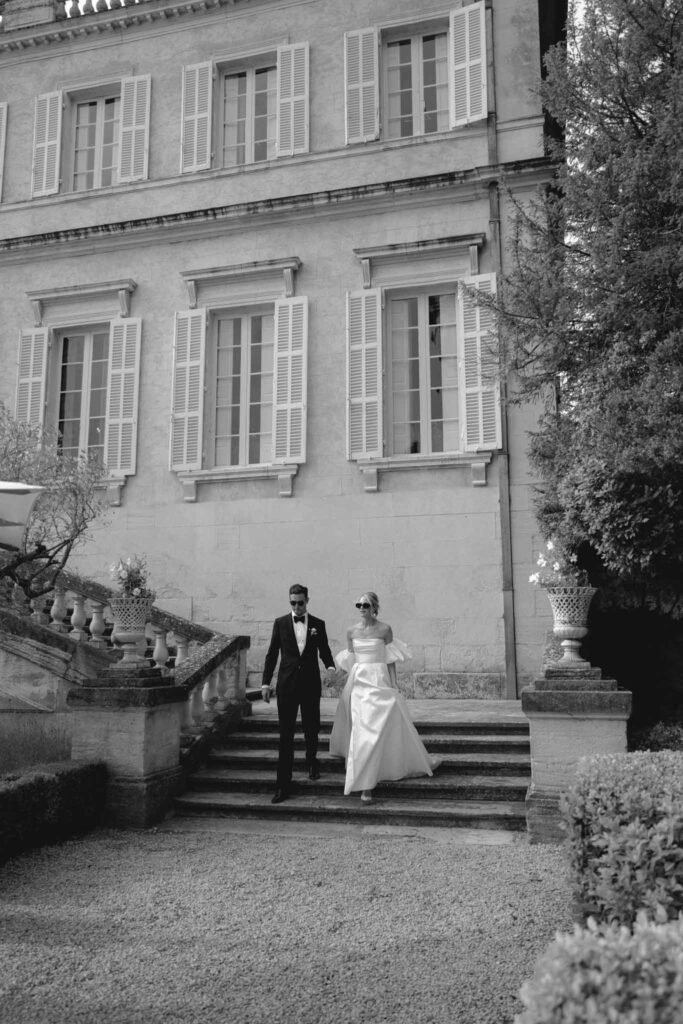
[
  {"left": 516, "top": 914, "right": 683, "bottom": 1024},
  {"left": 0, "top": 760, "right": 106, "bottom": 864},
  {"left": 561, "top": 751, "right": 683, "bottom": 925}
]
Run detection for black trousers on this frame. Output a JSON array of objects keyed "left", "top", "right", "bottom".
[{"left": 276, "top": 687, "right": 320, "bottom": 786}]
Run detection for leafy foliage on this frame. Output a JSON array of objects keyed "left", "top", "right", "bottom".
[
  {"left": 499, "top": 0, "right": 683, "bottom": 611},
  {"left": 0, "top": 403, "right": 106, "bottom": 601},
  {"left": 517, "top": 914, "right": 683, "bottom": 1024},
  {"left": 560, "top": 751, "right": 683, "bottom": 926}
]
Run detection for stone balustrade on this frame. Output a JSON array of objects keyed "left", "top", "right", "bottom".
[{"left": 51, "top": 568, "right": 250, "bottom": 734}]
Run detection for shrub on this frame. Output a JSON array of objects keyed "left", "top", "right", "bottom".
[
  {"left": 0, "top": 760, "right": 106, "bottom": 864},
  {"left": 561, "top": 751, "right": 683, "bottom": 925},
  {"left": 632, "top": 721, "right": 683, "bottom": 752},
  {"left": 516, "top": 914, "right": 683, "bottom": 1024}
]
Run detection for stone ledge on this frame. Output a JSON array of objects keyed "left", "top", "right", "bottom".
[
  {"left": 533, "top": 675, "right": 617, "bottom": 692},
  {"left": 522, "top": 688, "right": 632, "bottom": 716},
  {"left": 67, "top": 685, "right": 188, "bottom": 709},
  {"left": 413, "top": 673, "right": 504, "bottom": 699}
]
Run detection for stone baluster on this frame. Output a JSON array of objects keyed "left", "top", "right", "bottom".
[
  {"left": 82, "top": 0, "right": 94, "bottom": 13},
  {"left": 202, "top": 675, "right": 218, "bottom": 711},
  {"left": 189, "top": 683, "right": 205, "bottom": 725},
  {"left": 70, "top": 593, "right": 88, "bottom": 642},
  {"left": 174, "top": 635, "right": 189, "bottom": 670},
  {"left": 88, "top": 601, "right": 108, "bottom": 648},
  {"left": 152, "top": 625, "right": 170, "bottom": 672},
  {"left": 49, "top": 587, "right": 69, "bottom": 631},
  {"left": 214, "top": 664, "right": 230, "bottom": 711},
  {"left": 180, "top": 691, "right": 194, "bottom": 731}
]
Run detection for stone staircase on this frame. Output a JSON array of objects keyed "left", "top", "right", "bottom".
[{"left": 173, "top": 702, "right": 531, "bottom": 831}]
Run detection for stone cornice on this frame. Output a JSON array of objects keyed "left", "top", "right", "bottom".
[
  {"left": 0, "top": 0, "right": 260, "bottom": 52},
  {"left": 0, "top": 158, "right": 554, "bottom": 262}
]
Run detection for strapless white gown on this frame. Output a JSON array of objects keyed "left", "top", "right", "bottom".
[{"left": 329, "top": 637, "right": 440, "bottom": 795}]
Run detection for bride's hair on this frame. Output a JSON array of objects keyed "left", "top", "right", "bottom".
[{"left": 361, "top": 591, "right": 379, "bottom": 615}]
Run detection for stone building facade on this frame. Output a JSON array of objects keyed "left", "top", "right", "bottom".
[{"left": 0, "top": 0, "right": 566, "bottom": 696}]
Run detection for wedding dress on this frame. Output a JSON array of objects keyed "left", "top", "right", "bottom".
[{"left": 329, "top": 636, "right": 440, "bottom": 795}]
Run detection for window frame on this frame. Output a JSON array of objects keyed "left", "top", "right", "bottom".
[
  {"left": 180, "top": 42, "right": 309, "bottom": 174},
  {"left": 31, "top": 76, "right": 151, "bottom": 198},
  {"left": 346, "top": 271, "right": 501, "bottom": 486},
  {"left": 205, "top": 303, "right": 276, "bottom": 469},
  {"left": 170, "top": 283, "right": 308, "bottom": 500},
  {"left": 384, "top": 286, "right": 460, "bottom": 458},
  {"left": 344, "top": 2, "right": 488, "bottom": 146},
  {"left": 382, "top": 24, "right": 450, "bottom": 141},
  {"left": 15, "top": 311, "right": 142, "bottom": 504}
]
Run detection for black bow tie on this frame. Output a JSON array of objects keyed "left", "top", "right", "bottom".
[{"left": 293, "top": 615, "right": 305, "bottom": 624}]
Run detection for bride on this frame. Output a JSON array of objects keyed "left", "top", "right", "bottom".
[{"left": 329, "top": 591, "right": 440, "bottom": 802}]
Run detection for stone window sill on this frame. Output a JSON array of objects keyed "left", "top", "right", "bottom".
[
  {"left": 176, "top": 465, "right": 300, "bottom": 501},
  {"left": 354, "top": 452, "right": 494, "bottom": 492}
]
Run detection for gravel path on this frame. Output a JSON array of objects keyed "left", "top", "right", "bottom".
[{"left": 0, "top": 819, "right": 573, "bottom": 1024}]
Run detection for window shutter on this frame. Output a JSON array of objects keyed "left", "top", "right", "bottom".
[
  {"left": 344, "top": 28, "right": 379, "bottom": 144},
  {"left": 105, "top": 319, "right": 141, "bottom": 476},
  {"left": 15, "top": 328, "right": 48, "bottom": 426},
  {"left": 277, "top": 43, "right": 309, "bottom": 157},
  {"left": 0, "top": 103, "right": 7, "bottom": 202},
  {"left": 170, "top": 309, "right": 206, "bottom": 471},
  {"left": 449, "top": 2, "right": 488, "bottom": 127},
  {"left": 346, "top": 289, "right": 383, "bottom": 458},
  {"left": 458, "top": 274, "right": 501, "bottom": 451},
  {"left": 181, "top": 63, "right": 213, "bottom": 173},
  {"left": 273, "top": 297, "right": 308, "bottom": 463},
  {"left": 119, "top": 76, "right": 151, "bottom": 183},
  {"left": 32, "top": 92, "right": 62, "bottom": 197}
]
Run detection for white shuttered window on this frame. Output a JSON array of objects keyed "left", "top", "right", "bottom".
[
  {"left": 346, "top": 275, "right": 500, "bottom": 460},
  {"left": 170, "top": 309, "right": 206, "bottom": 471},
  {"left": 181, "top": 46, "right": 310, "bottom": 173},
  {"left": 32, "top": 92, "right": 62, "bottom": 197},
  {"left": 346, "top": 289, "right": 383, "bottom": 458},
  {"left": 170, "top": 300, "right": 309, "bottom": 472},
  {"left": 15, "top": 320, "right": 142, "bottom": 474},
  {"left": 345, "top": 4, "right": 488, "bottom": 145}
]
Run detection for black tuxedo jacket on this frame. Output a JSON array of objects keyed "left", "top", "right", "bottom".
[{"left": 261, "top": 613, "right": 334, "bottom": 698}]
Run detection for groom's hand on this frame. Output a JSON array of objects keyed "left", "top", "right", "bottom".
[
  {"left": 261, "top": 685, "right": 272, "bottom": 703},
  {"left": 325, "top": 666, "right": 336, "bottom": 680}
]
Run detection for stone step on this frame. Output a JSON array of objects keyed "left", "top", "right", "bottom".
[
  {"left": 225, "top": 728, "right": 530, "bottom": 754},
  {"left": 172, "top": 790, "right": 528, "bottom": 831},
  {"left": 187, "top": 766, "right": 530, "bottom": 802},
  {"left": 206, "top": 746, "right": 531, "bottom": 776},
  {"left": 238, "top": 716, "right": 530, "bottom": 736}
]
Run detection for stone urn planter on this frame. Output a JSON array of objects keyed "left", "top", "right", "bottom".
[
  {"left": 109, "top": 595, "right": 154, "bottom": 668},
  {"left": 546, "top": 586, "right": 597, "bottom": 668}
]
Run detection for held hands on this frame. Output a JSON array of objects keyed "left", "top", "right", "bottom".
[{"left": 325, "top": 666, "right": 337, "bottom": 680}]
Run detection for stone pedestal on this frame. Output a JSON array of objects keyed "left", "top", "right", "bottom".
[
  {"left": 522, "top": 667, "right": 632, "bottom": 843},
  {"left": 67, "top": 666, "right": 187, "bottom": 828}
]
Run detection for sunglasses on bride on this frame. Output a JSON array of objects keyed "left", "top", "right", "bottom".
[{"left": 355, "top": 602, "right": 371, "bottom": 609}]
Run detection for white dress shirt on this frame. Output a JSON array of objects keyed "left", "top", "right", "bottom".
[{"left": 292, "top": 612, "right": 307, "bottom": 654}]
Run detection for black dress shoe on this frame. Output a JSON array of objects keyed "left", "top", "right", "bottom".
[
  {"left": 271, "top": 788, "right": 289, "bottom": 804},
  {"left": 308, "top": 764, "right": 321, "bottom": 781}
]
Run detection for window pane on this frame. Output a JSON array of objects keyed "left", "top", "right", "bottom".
[
  {"left": 214, "top": 317, "right": 242, "bottom": 466},
  {"left": 247, "top": 313, "right": 273, "bottom": 464},
  {"left": 422, "top": 33, "right": 448, "bottom": 134},
  {"left": 428, "top": 293, "right": 458, "bottom": 452},
  {"left": 386, "top": 39, "right": 413, "bottom": 139},
  {"left": 223, "top": 72, "right": 247, "bottom": 167},
  {"left": 58, "top": 330, "right": 109, "bottom": 457},
  {"left": 223, "top": 65, "right": 276, "bottom": 167},
  {"left": 73, "top": 96, "right": 119, "bottom": 191}
]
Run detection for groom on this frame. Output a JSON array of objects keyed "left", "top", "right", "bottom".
[{"left": 261, "top": 583, "right": 336, "bottom": 804}]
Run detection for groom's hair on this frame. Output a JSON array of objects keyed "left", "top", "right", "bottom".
[{"left": 289, "top": 583, "right": 308, "bottom": 599}]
